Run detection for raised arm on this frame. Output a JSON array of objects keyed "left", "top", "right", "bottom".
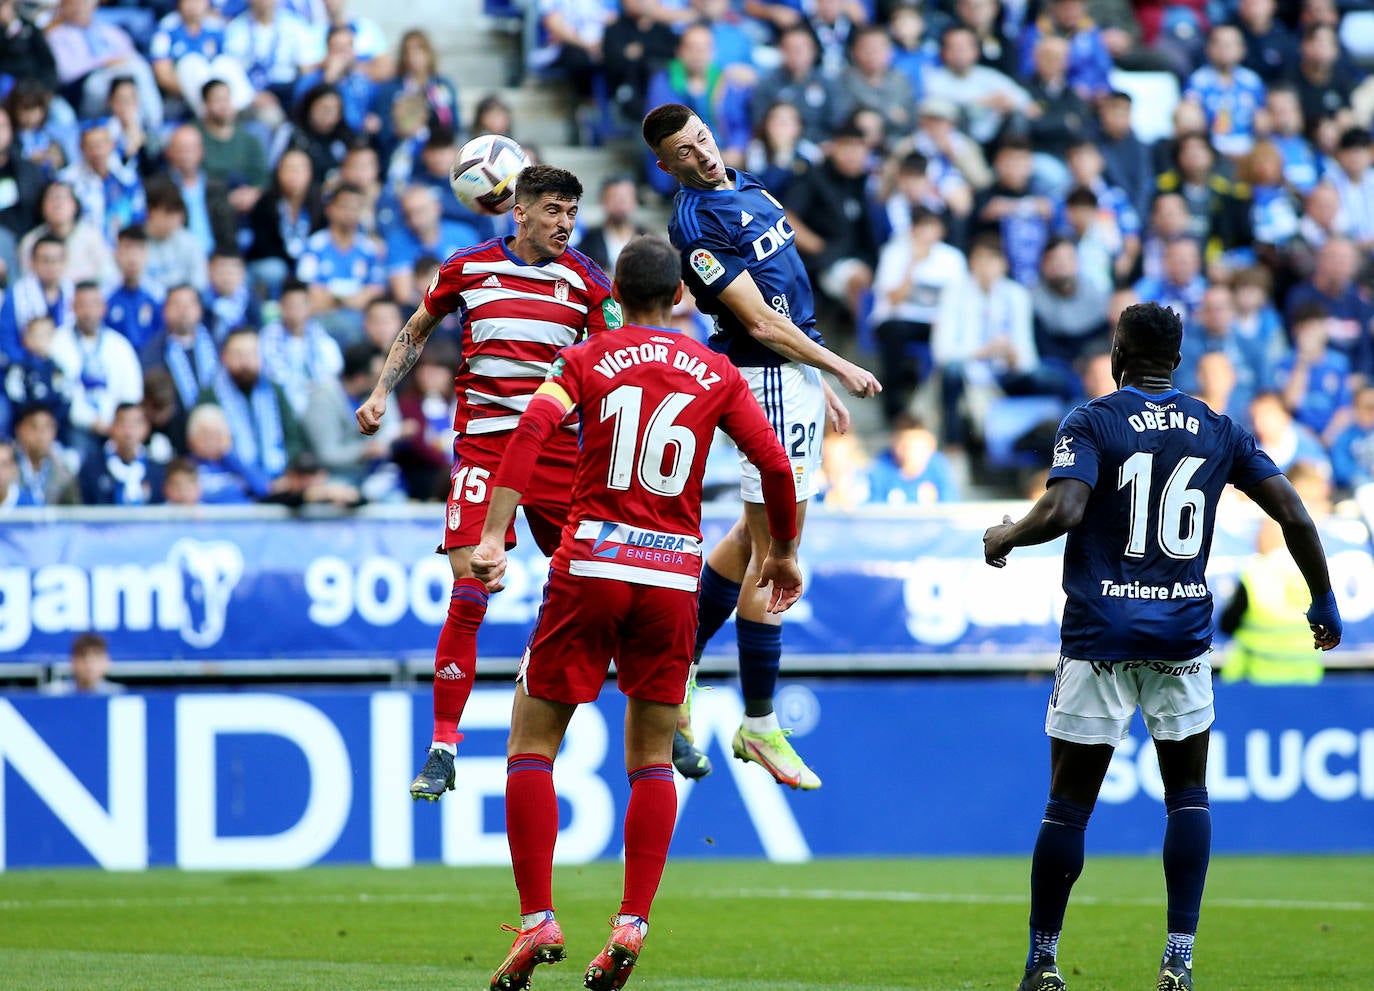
[
  {"left": 356, "top": 302, "right": 442, "bottom": 435},
  {"left": 1245, "top": 473, "right": 1342, "bottom": 650},
  {"left": 717, "top": 270, "right": 880, "bottom": 398}
]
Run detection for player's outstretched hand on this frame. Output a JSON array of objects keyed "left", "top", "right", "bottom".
[
  {"left": 822, "top": 380, "right": 851, "bottom": 434},
  {"left": 758, "top": 555, "right": 803, "bottom": 614},
  {"left": 983, "top": 514, "right": 1015, "bottom": 568},
  {"left": 470, "top": 539, "right": 508, "bottom": 592},
  {"left": 356, "top": 392, "right": 387, "bottom": 436},
  {"left": 1306, "top": 591, "right": 1343, "bottom": 651},
  {"left": 835, "top": 359, "right": 882, "bottom": 400}
]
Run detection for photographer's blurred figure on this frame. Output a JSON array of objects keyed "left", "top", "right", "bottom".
[
  {"left": 1219, "top": 462, "right": 1333, "bottom": 684},
  {"left": 44, "top": 632, "right": 125, "bottom": 695}
]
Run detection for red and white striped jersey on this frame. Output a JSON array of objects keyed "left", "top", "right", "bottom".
[{"left": 422, "top": 237, "right": 619, "bottom": 438}]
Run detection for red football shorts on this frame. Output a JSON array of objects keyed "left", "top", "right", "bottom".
[
  {"left": 519, "top": 569, "right": 697, "bottom": 705},
  {"left": 441, "top": 434, "right": 577, "bottom": 555}
]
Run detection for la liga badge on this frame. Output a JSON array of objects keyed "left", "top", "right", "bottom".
[{"left": 690, "top": 249, "right": 726, "bottom": 285}]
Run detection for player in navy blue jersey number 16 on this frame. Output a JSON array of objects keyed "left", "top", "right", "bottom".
[
  {"left": 642, "top": 102, "right": 882, "bottom": 790},
  {"left": 983, "top": 302, "right": 1342, "bottom": 991}
]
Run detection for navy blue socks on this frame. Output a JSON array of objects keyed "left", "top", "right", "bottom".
[
  {"left": 695, "top": 563, "right": 741, "bottom": 652},
  {"left": 735, "top": 618, "right": 781, "bottom": 717},
  {"left": 1162, "top": 786, "right": 1211, "bottom": 959},
  {"left": 1027, "top": 795, "right": 1092, "bottom": 969}
]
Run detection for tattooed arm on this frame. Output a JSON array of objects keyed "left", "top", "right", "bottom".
[{"left": 356, "top": 304, "right": 444, "bottom": 436}]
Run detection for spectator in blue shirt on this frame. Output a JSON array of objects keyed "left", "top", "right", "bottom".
[
  {"left": 1330, "top": 384, "right": 1374, "bottom": 491},
  {"left": 1183, "top": 25, "right": 1267, "bottom": 159},
  {"left": 184, "top": 400, "right": 265, "bottom": 503},
  {"left": 104, "top": 225, "right": 164, "bottom": 352},
  {"left": 204, "top": 250, "right": 261, "bottom": 342},
  {"left": 1285, "top": 237, "right": 1374, "bottom": 376},
  {"left": 294, "top": 25, "right": 374, "bottom": 133},
  {"left": 1, "top": 234, "right": 73, "bottom": 363},
  {"left": 1249, "top": 389, "right": 1331, "bottom": 475},
  {"left": 3, "top": 315, "right": 72, "bottom": 429},
  {"left": 1134, "top": 236, "right": 1207, "bottom": 331},
  {"left": 867, "top": 415, "right": 959, "bottom": 505},
  {"left": 1175, "top": 284, "right": 1274, "bottom": 419},
  {"left": 1061, "top": 138, "right": 1141, "bottom": 284},
  {"left": 1276, "top": 304, "right": 1353, "bottom": 439},
  {"left": 150, "top": 0, "right": 254, "bottom": 116},
  {"left": 383, "top": 184, "right": 480, "bottom": 302},
  {"left": 1018, "top": 0, "right": 1112, "bottom": 100},
  {"left": 58, "top": 120, "right": 146, "bottom": 247},
  {"left": 297, "top": 183, "right": 386, "bottom": 345},
  {"left": 79, "top": 401, "right": 163, "bottom": 505},
  {"left": 888, "top": 3, "right": 938, "bottom": 101},
  {"left": 1244, "top": 140, "right": 1302, "bottom": 268},
  {"left": 368, "top": 28, "right": 458, "bottom": 152},
  {"left": 1265, "top": 85, "right": 1320, "bottom": 195},
  {"left": 974, "top": 138, "right": 1053, "bottom": 287}
]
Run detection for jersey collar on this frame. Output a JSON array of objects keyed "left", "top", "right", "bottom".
[
  {"left": 1122, "top": 385, "right": 1181, "bottom": 400},
  {"left": 501, "top": 237, "right": 554, "bottom": 267}
]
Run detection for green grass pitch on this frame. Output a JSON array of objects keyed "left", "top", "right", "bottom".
[{"left": 1, "top": 855, "right": 1371, "bottom": 990}]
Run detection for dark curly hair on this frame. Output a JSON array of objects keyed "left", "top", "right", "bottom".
[{"left": 514, "top": 164, "right": 583, "bottom": 206}]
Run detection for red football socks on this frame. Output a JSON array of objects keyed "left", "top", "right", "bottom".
[
  {"left": 620, "top": 764, "right": 677, "bottom": 919},
  {"left": 506, "top": 753, "right": 557, "bottom": 915},
  {"left": 431, "top": 579, "right": 488, "bottom": 746}
]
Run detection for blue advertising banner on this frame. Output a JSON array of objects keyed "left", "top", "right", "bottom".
[
  {"left": 1, "top": 680, "right": 1372, "bottom": 870},
  {"left": 0, "top": 506, "right": 1372, "bottom": 667}
]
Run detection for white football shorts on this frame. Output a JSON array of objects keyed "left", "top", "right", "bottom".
[
  {"left": 1045, "top": 652, "right": 1215, "bottom": 745},
  {"left": 738, "top": 362, "right": 825, "bottom": 503}
]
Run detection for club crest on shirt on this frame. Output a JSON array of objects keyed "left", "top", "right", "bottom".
[
  {"left": 690, "top": 249, "right": 726, "bottom": 285},
  {"left": 1052, "top": 436, "right": 1075, "bottom": 469},
  {"left": 447, "top": 503, "right": 461, "bottom": 530},
  {"left": 554, "top": 279, "right": 569, "bottom": 302}
]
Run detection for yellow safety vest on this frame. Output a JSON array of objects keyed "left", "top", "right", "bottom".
[{"left": 1223, "top": 551, "right": 1324, "bottom": 685}]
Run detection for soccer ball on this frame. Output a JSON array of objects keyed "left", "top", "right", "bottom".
[{"left": 449, "top": 134, "right": 531, "bottom": 216}]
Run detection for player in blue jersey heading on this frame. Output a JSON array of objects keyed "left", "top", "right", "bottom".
[
  {"left": 983, "top": 301, "right": 1342, "bottom": 991},
  {"left": 642, "top": 103, "right": 881, "bottom": 790}
]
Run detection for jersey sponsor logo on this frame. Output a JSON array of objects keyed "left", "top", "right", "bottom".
[
  {"left": 601, "top": 298, "right": 623, "bottom": 328},
  {"left": 1051, "top": 436, "right": 1075, "bottom": 468},
  {"left": 482, "top": 274, "right": 502, "bottom": 288},
  {"left": 690, "top": 249, "right": 727, "bottom": 285},
  {"left": 576, "top": 520, "right": 703, "bottom": 565},
  {"left": 1098, "top": 579, "right": 1209, "bottom": 600},
  {"left": 548, "top": 356, "right": 566, "bottom": 379},
  {"left": 750, "top": 217, "right": 796, "bottom": 262},
  {"left": 770, "top": 294, "right": 791, "bottom": 319},
  {"left": 740, "top": 210, "right": 754, "bottom": 227},
  {"left": 554, "top": 279, "right": 569, "bottom": 302}
]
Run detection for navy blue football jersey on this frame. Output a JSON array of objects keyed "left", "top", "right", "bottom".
[
  {"left": 668, "top": 169, "right": 824, "bottom": 368},
  {"left": 1048, "top": 387, "right": 1281, "bottom": 661}
]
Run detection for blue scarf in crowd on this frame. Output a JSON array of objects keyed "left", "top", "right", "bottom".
[
  {"left": 213, "top": 369, "right": 286, "bottom": 477},
  {"left": 165, "top": 328, "right": 220, "bottom": 410}
]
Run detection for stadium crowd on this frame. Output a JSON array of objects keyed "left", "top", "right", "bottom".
[{"left": 0, "top": 0, "right": 1373, "bottom": 512}]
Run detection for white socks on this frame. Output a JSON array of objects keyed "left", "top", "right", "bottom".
[{"left": 742, "top": 713, "right": 780, "bottom": 734}]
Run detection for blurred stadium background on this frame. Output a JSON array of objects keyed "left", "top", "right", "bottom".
[{"left": 2, "top": 0, "right": 1374, "bottom": 986}]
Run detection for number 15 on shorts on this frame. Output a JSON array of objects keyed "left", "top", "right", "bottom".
[{"left": 448, "top": 465, "right": 490, "bottom": 531}]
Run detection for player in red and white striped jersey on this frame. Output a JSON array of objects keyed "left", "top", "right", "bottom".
[{"left": 356, "top": 165, "right": 619, "bottom": 801}]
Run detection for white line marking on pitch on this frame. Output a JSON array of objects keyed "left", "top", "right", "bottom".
[
  {"left": 720, "top": 887, "right": 1373, "bottom": 912},
  {"left": 0, "top": 886, "right": 1366, "bottom": 914}
]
